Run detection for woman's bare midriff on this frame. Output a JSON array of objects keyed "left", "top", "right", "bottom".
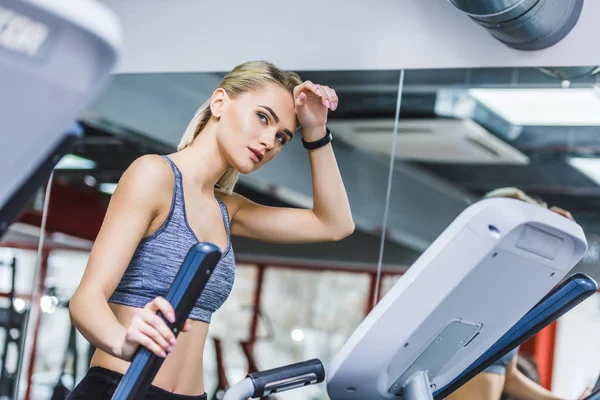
[{"left": 90, "top": 303, "right": 210, "bottom": 395}]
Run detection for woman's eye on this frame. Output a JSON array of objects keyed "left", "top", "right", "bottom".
[
  {"left": 276, "top": 133, "right": 287, "bottom": 145},
  {"left": 257, "top": 112, "right": 268, "bottom": 124}
]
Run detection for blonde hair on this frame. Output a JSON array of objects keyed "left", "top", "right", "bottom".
[
  {"left": 177, "top": 61, "right": 302, "bottom": 194},
  {"left": 483, "top": 187, "right": 548, "bottom": 208}
]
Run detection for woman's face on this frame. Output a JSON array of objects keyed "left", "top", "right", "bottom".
[{"left": 213, "top": 83, "right": 297, "bottom": 174}]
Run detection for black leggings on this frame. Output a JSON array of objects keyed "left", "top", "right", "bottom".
[{"left": 66, "top": 366, "right": 208, "bottom": 400}]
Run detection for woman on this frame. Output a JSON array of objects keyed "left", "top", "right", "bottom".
[
  {"left": 67, "top": 61, "right": 355, "bottom": 399},
  {"left": 447, "top": 187, "right": 591, "bottom": 400}
]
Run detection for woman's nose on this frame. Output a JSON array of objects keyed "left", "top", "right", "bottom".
[{"left": 259, "top": 131, "right": 276, "bottom": 150}]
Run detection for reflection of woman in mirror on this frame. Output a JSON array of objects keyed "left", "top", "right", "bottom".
[
  {"left": 67, "top": 61, "right": 354, "bottom": 398},
  {"left": 448, "top": 187, "right": 591, "bottom": 400}
]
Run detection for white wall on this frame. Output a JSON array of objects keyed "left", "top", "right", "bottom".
[
  {"left": 553, "top": 292, "right": 600, "bottom": 399},
  {"left": 100, "top": 0, "right": 600, "bottom": 74}
]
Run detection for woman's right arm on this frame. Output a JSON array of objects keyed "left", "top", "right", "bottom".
[{"left": 69, "top": 155, "right": 179, "bottom": 360}]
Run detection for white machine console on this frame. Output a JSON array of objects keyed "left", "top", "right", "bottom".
[
  {"left": 326, "top": 198, "right": 587, "bottom": 400},
  {"left": 0, "top": 0, "right": 121, "bottom": 236}
]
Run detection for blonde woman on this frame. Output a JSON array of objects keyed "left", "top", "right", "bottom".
[
  {"left": 448, "top": 187, "right": 591, "bottom": 400},
  {"left": 67, "top": 61, "right": 354, "bottom": 399}
]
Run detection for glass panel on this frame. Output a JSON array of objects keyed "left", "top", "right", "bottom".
[
  {"left": 82, "top": 68, "right": 404, "bottom": 268},
  {"left": 19, "top": 65, "right": 402, "bottom": 400},
  {"left": 253, "top": 267, "right": 370, "bottom": 400},
  {"left": 20, "top": 64, "right": 600, "bottom": 399},
  {"left": 379, "top": 65, "right": 600, "bottom": 398}
]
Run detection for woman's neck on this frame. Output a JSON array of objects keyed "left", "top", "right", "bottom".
[{"left": 173, "top": 125, "right": 229, "bottom": 195}]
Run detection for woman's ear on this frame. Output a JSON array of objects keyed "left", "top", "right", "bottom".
[{"left": 210, "top": 88, "right": 228, "bottom": 118}]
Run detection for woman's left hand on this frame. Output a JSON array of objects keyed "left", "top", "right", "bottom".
[{"left": 294, "top": 81, "right": 338, "bottom": 140}]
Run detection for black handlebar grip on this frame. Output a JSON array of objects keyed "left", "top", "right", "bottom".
[
  {"left": 248, "top": 358, "right": 325, "bottom": 398},
  {"left": 111, "top": 243, "right": 221, "bottom": 400}
]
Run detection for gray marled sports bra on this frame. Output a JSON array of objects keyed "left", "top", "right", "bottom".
[{"left": 109, "top": 155, "right": 235, "bottom": 323}]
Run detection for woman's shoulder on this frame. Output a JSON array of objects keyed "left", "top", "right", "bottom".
[
  {"left": 118, "top": 155, "right": 174, "bottom": 199},
  {"left": 125, "top": 154, "right": 172, "bottom": 182}
]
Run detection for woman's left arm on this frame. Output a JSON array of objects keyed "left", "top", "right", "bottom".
[{"left": 227, "top": 81, "right": 354, "bottom": 244}]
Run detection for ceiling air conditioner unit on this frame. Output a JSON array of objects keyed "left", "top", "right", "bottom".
[{"left": 328, "top": 118, "right": 529, "bottom": 164}]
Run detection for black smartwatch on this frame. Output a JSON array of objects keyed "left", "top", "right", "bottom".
[{"left": 302, "top": 127, "right": 333, "bottom": 150}]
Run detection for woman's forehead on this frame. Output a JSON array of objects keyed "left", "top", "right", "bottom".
[{"left": 241, "top": 85, "right": 296, "bottom": 121}]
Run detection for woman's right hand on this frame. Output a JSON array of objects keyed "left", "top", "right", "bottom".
[{"left": 118, "top": 296, "right": 191, "bottom": 361}]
